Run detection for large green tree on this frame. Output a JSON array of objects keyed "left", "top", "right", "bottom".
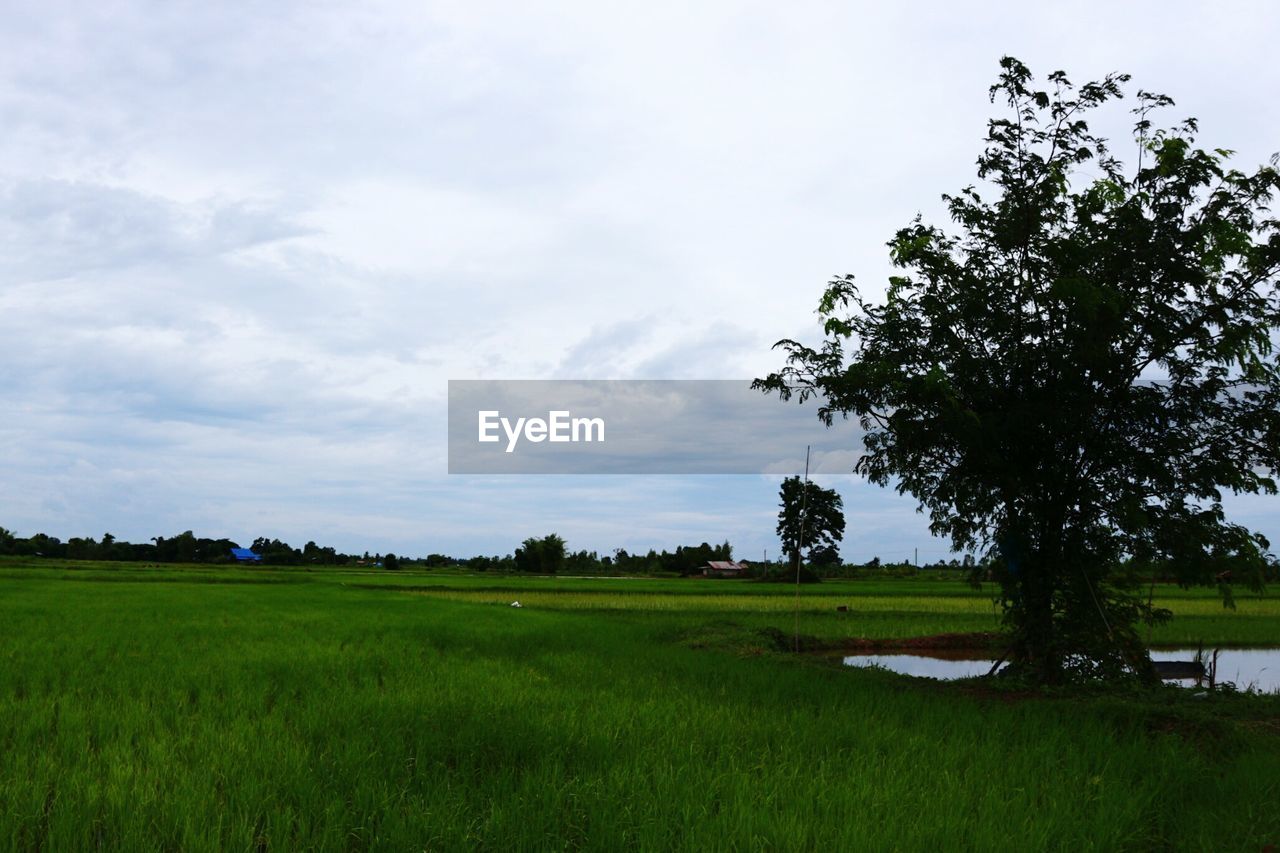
[
  {"left": 777, "top": 476, "right": 846, "bottom": 570},
  {"left": 514, "top": 534, "right": 567, "bottom": 575},
  {"left": 756, "top": 58, "right": 1280, "bottom": 683}
]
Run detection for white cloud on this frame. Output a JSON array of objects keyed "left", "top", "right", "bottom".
[{"left": 1, "top": 0, "right": 1277, "bottom": 555}]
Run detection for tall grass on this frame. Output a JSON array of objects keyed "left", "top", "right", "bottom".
[
  {"left": 392, "top": 578, "right": 1280, "bottom": 646},
  {"left": 0, "top": 573, "right": 1277, "bottom": 849}
]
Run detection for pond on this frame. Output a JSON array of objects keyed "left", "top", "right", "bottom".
[{"left": 842, "top": 647, "right": 1280, "bottom": 693}]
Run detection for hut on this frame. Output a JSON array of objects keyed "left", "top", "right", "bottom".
[{"left": 702, "top": 560, "right": 748, "bottom": 578}]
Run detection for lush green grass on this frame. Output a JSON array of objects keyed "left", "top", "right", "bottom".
[
  {"left": 0, "top": 561, "right": 1277, "bottom": 849},
  {"left": 15, "top": 556, "right": 1278, "bottom": 645},
  {"left": 358, "top": 571, "right": 1280, "bottom": 647}
]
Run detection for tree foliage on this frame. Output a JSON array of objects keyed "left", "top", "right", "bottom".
[
  {"left": 756, "top": 57, "right": 1280, "bottom": 682},
  {"left": 776, "top": 475, "right": 846, "bottom": 568},
  {"left": 514, "top": 533, "right": 567, "bottom": 574},
  {"left": 0, "top": 525, "right": 743, "bottom": 577}
]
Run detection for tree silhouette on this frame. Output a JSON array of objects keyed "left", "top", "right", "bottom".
[
  {"left": 777, "top": 476, "right": 845, "bottom": 570},
  {"left": 756, "top": 57, "right": 1280, "bottom": 683}
]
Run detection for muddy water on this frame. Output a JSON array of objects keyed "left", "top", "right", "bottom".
[{"left": 842, "top": 647, "right": 1280, "bottom": 692}]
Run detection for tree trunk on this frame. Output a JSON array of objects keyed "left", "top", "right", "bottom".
[{"left": 1012, "top": 552, "right": 1062, "bottom": 684}]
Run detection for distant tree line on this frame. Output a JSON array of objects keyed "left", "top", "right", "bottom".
[
  {"left": 8, "top": 524, "right": 1248, "bottom": 581},
  {"left": 0, "top": 527, "right": 389, "bottom": 567},
  {"left": 409, "top": 537, "right": 735, "bottom": 576},
  {"left": 805, "top": 555, "right": 981, "bottom": 579},
  {"left": 6, "top": 526, "right": 1268, "bottom": 585},
  {"left": 0, "top": 526, "right": 731, "bottom": 575},
  {"left": 0, "top": 529, "right": 244, "bottom": 563}
]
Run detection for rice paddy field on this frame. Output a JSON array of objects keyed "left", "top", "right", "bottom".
[{"left": 0, "top": 558, "right": 1278, "bottom": 851}]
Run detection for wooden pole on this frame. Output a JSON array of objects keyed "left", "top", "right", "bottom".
[{"left": 794, "top": 445, "right": 810, "bottom": 653}]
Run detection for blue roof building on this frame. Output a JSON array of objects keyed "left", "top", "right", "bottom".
[{"left": 230, "top": 547, "right": 261, "bottom": 562}]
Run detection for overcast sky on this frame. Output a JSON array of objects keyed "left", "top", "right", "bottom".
[{"left": 2, "top": 1, "right": 1277, "bottom": 561}]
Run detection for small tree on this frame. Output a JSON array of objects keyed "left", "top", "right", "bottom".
[
  {"left": 756, "top": 57, "right": 1280, "bottom": 683},
  {"left": 776, "top": 476, "right": 846, "bottom": 570},
  {"left": 383, "top": 552, "right": 400, "bottom": 571}
]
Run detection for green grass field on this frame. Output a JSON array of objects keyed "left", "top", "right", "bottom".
[{"left": 0, "top": 559, "right": 1277, "bottom": 850}]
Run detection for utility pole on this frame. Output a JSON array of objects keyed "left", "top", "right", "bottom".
[
  {"left": 915, "top": 547, "right": 918, "bottom": 568},
  {"left": 795, "top": 445, "right": 810, "bottom": 653}
]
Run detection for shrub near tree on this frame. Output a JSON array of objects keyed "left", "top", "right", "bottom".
[{"left": 756, "top": 58, "right": 1280, "bottom": 683}]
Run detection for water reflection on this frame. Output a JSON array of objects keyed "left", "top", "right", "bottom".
[
  {"left": 842, "top": 647, "right": 1280, "bottom": 692},
  {"left": 842, "top": 653, "right": 994, "bottom": 681}
]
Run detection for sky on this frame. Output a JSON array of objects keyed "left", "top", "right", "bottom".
[{"left": 1, "top": 1, "right": 1278, "bottom": 561}]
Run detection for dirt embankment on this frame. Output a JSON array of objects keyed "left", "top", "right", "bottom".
[{"left": 759, "top": 627, "right": 1003, "bottom": 655}]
